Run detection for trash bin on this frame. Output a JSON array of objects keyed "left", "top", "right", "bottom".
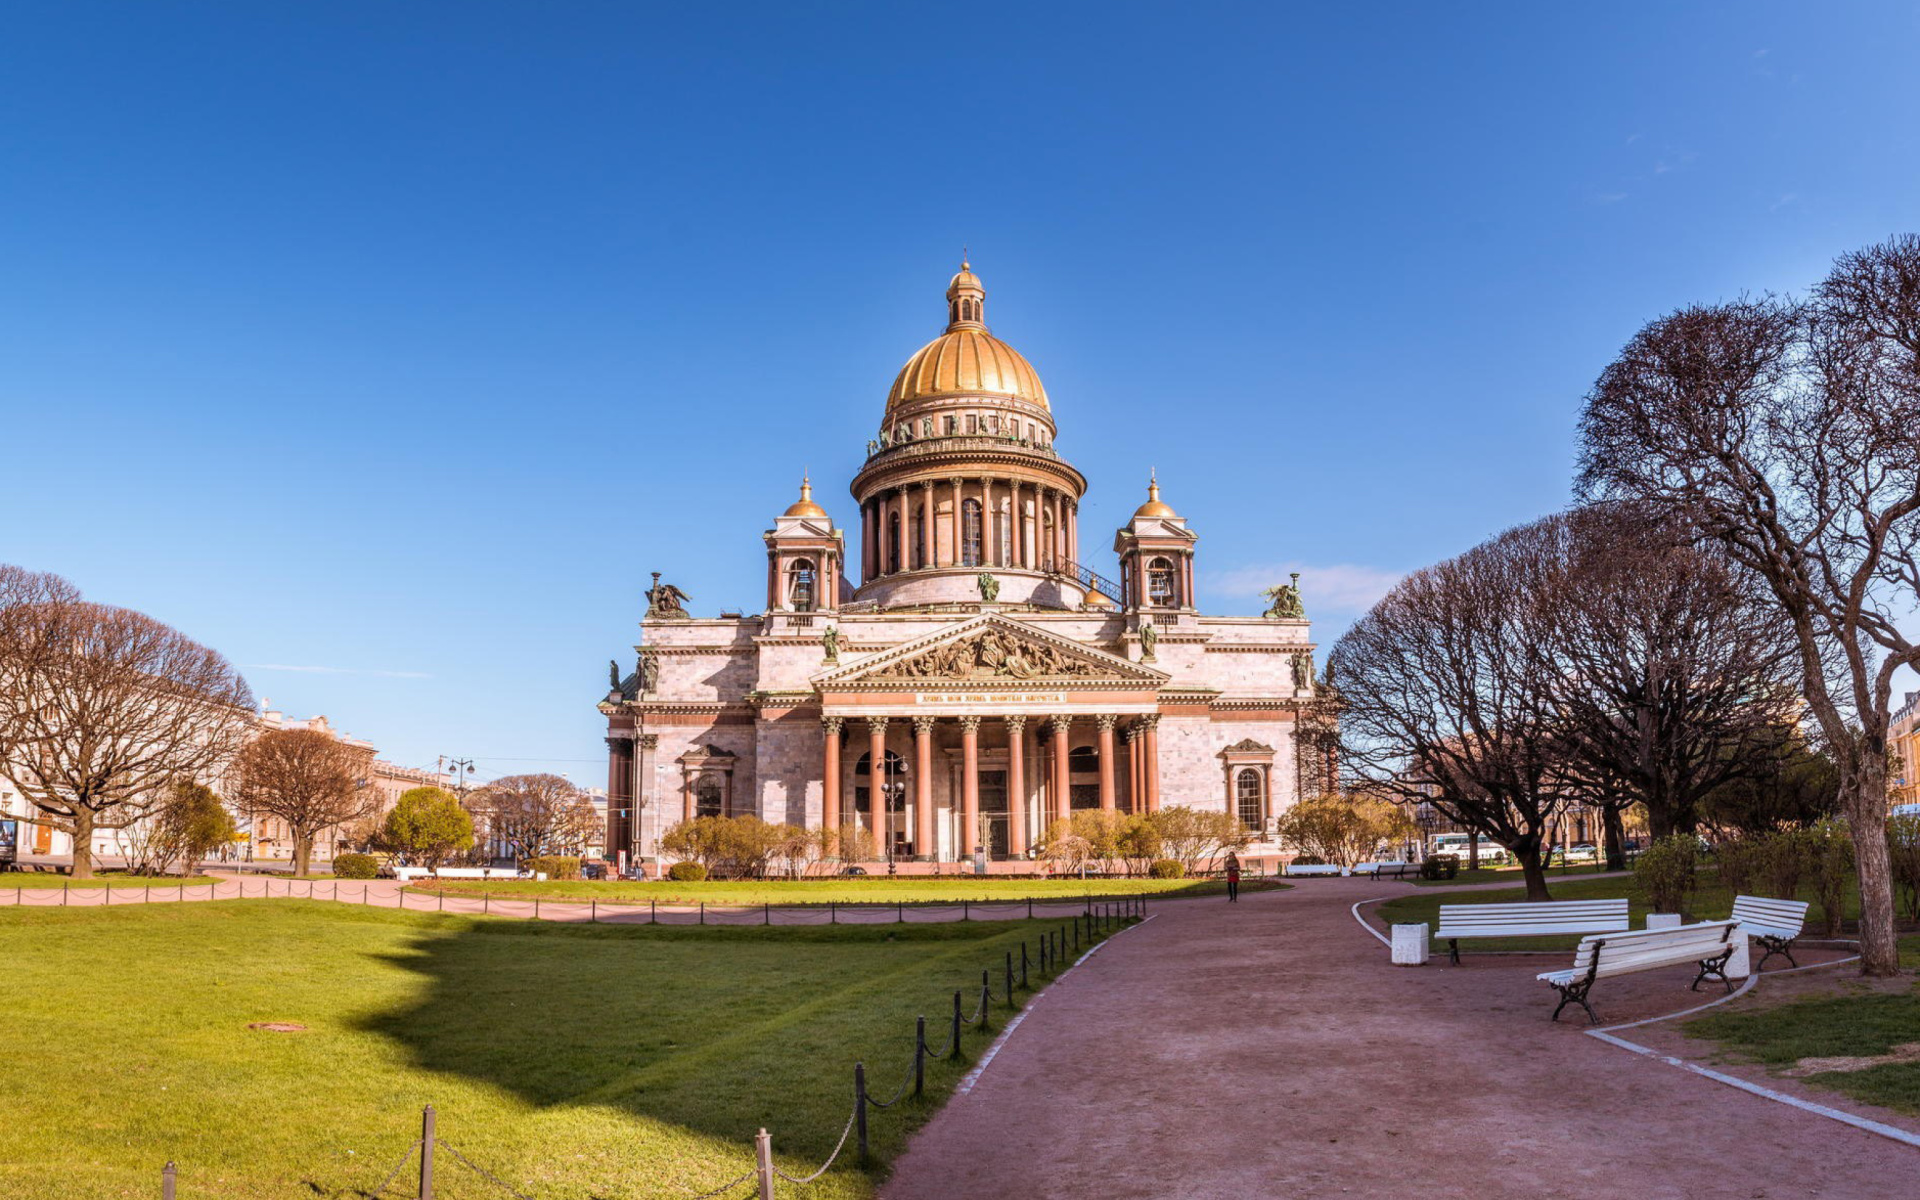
[{"left": 1391, "top": 923, "right": 1429, "bottom": 966}]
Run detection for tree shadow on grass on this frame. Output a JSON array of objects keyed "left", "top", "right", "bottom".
[{"left": 351, "top": 916, "right": 1020, "bottom": 1164}]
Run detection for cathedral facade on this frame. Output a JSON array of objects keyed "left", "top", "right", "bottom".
[{"left": 600, "top": 263, "right": 1317, "bottom": 869}]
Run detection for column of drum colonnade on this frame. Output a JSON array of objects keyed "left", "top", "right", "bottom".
[
  {"left": 817, "top": 712, "right": 1161, "bottom": 860},
  {"left": 857, "top": 478, "right": 1080, "bottom": 582}
]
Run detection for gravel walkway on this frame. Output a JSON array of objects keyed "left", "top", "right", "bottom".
[{"left": 883, "top": 876, "right": 1919, "bottom": 1200}]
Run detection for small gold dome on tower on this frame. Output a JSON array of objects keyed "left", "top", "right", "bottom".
[
  {"left": 1134, "top": 472, "right": 1177, "bottom": 519},
  {"left": 783, "top": 474, "right": 828, "bottom": 518}
]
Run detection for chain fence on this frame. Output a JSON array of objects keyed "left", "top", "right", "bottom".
[{"left": 143, "top": 896, "right": 1148, "bottom": 1199}]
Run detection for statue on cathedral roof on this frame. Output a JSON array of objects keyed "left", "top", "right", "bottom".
[
  {"left": 977, "top": 572, "right": 1000, "bottom": 603},
  {"left": 1263, "top": 573, "right": 1305, "bottom": 620},
  {"left": 646, "top": 572, "right": 692, "bottom": 620}
]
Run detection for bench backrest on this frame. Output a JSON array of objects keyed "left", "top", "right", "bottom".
[
  {"left": 1574, "top": 920, "right": 1739, "bottom": 978},
  {"left": 1437, "top": 899, "right": 1630, "bottom": 935},
  {"left": 1729, "top": 894, "right": 1808, "bottom": 936}
]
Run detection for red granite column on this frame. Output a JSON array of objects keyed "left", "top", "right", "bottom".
[
  {"left": 1005, "top": 716, "right": 1028, "bottom": 858},
  {"left": 682, "top": 771, "right": 695, "bottom": 823},
  {"left": 866, "top": 717, "right": 888, "bottom": 859},
  {"left": 822, "top": 716, "right": 842, "bottom": 832},
  {"left": 960, "top": 715, "right": 982, "bottom": 860},
  {"left": 1096, "top": 714, "right": 1117, "bottom": 814},
  {"left": 1144, "top": 715, "right": 1162, "bottom": 812},
  {"left": 1126, "top": 724, "right": 1142, "bottom": 813},
  {"left": 913, "top": 716, "right": 936, "bottom": 860},
  {"left": 1049, "top": 715, "right": 1072, "bottom": 824}
]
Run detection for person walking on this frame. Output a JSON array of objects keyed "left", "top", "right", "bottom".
[{"left": 1225, "top": 851, "right": 1241, "bottom": 903}]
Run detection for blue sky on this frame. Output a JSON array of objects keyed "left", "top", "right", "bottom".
[{"left": 4, "top": 2, "right": 1917, "bottom": 783}]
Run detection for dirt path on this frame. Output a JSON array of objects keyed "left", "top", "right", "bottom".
[{"left": 883, "top": 877, "right": 1918, "bottom": 1200}]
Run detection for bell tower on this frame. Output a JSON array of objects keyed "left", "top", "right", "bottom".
[
  {"left": 764, "top": 475, "right": 844, "bottom": 614},
  {"left": 1114, "top": 473, "right": 1198, "bottom": 612}
]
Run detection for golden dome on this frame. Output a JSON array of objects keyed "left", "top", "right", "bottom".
[
  {"left": 885, "top": 261, "right": 1049, "bottom": 413},
  {"left": 783, "top": 474, "right": 828, "bottom": 518},
  {"left": 1134, "top": 472, "right": 1177, "bottom": 518}
]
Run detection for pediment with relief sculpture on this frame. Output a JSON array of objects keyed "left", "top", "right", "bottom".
[{"left": 819, "top": 616, "right": 1165, "bottom": 687}]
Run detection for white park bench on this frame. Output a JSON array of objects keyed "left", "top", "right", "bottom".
[
  {"left": 1285, "top": 863, "right": 1344, "bottom": 876},
  {"left": 1433, "top": 898, "right": 1630, "bottom": 964},
  {"left": 1354, "top": 861, "right": 1419, "bottom": 881},
  {"left": 1537, "top": 919, "right": 1743, "bottom": 1024},
  {"left": 1730, "top": 894, "right": 1811, "bottom": 968}
]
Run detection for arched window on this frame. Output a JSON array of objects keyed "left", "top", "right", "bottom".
[
  {"left": 887, "top": 511, "right": 902, "bottom": 574},
  {"left": 998, "top": 500, "right": 1013, "bottom": 564},
  {"left": 1235, "top": 769, "right": 1263, "bottom": 831},
  {"left": 911, "top": 511, "right": 926, "bottom": 570},
  {"left": 787, "top": 558, "right": 816, "bottom": 611},
  {"left": 1147, "top": 557, "right": 1178, "bottom": 607},
  {"left": 962, "top": 499, "right": 983, "bottom": 566},
  {"left": 696, "top": 775, "right": 725, "bottom": 819}
]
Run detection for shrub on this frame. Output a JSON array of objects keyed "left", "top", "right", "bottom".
[
  {"left": 661, "top": 816, "right": 805, "bottom": 878},
  {"left": 1807, "top": 819, "right": 1854, "bottom": 935},
  {"left": 667, "top": 861, "right": 708, "bottom": 882},
  {"left": 1710, "top": 834, "right": 1765, "bottom": 898},
  {"left": 1634, "top": 833, "right": 1700, "bottom": 916},
  {"left": 1419, "top": 853, "right": 1460, "bottom": 881},
  {"left": 1759, "top": 828, "right": 1807, "bottom": 901},
  {"left": 526, "top": 855, "right": 582, "bottom": 880},
  {"left": 382, "top": 787, "right": 474, "bottom": 869},
  {"left": 1291, "top": 855, "right": 1326, "bottom": 866},
  {"left": 332, "top": 853, "right": 378, "bottom": 880},
  {"left": 1148, "top": 859, "right": 1185, "bottom": 879}
]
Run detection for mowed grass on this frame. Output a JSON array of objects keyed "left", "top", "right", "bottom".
[
  {"left": 1684, "top": 936, "right": 1920, "bottom": 1115},
  {"left": 414, "top": 875, "right": 1280, "bottom": 904},
  {"left": 0, "top": 901, "right": 1115, "bottom": 1199}
]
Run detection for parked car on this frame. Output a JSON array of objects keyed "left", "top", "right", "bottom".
[{"left": 1563, "top": 843, "right": 1599, "bottom": 863}]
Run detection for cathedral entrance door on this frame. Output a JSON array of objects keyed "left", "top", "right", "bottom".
[{"left": 978, "top": 770, "right": 1008, "bottom": 859}]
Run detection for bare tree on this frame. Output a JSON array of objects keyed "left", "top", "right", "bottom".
[
  {"left": 1527, "top": 505, "right": 1804, "bottom": 847},
  {"left": 471, "top": 773, "right": 599, "bottom": 863},
  {"left": 1579, "top": 235, "right": 1920, "bottom": 975},
  {"left": 0, "top": 584, "right": 254, "bottom": 879},
  {"left": 1330, "top": 523, "right": 1573, "bottom": 900},
  {"left": 236, "top": 728, "right": 376, "bottom": 876}
]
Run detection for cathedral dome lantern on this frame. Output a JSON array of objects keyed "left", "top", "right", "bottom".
[{"left": 1115, "top": 472, "right": 1198, "bottom": 612}]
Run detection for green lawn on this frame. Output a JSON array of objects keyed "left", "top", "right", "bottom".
[
  {"left": 0, "top": 901, "right": 1118, "bottom": 1199},
  {"left": 1409, "top": 865, "right": 1622, "bottom": 887},
  {"left": 1684, "top": 935, "right": 1920, "bottom": 1116},
  {"left": 0, "top": 873, "right": 217, "bottom": 889},
  {"left": 412, "top": 875, "right": 1281, "bottom": 905},
  {"left": 1375, "top": 870, "right": 1860, "bottom": 953}
]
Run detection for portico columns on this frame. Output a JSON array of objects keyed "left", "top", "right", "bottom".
[
  {"left": 1144, "top": 715, "right": 1162, "bottom": 811},
  {"left": 1096, "top": 714, "right": 1118, "bottom": 814},
  {"left": 1049, "top": 715, "right": 1073, "bottom": 824},
  {"left": 912, "top": 716, "right": 936, "bottom": 860},
  {"left": 866, "top": 717, "right": 889, "bottom": 857},
  {"left": 1005, "top": 716, "right": 1028, "bottom": 859},
  {"left": 960, "top": 715, "right": 982, "bottom": 860},
  {"left": 822, "top": 716, "right": 843, "bottom": 831},
  {"left": 683, "top": 772, "right": 696, "bottom": 824}
]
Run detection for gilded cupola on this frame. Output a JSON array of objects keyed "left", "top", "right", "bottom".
[{"left": 885, "top": 260, "right": 1050, "bottom": 416}]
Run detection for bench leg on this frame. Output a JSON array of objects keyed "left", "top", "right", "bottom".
[
  {"left": 1549, "top": 979, "right": 1599, "bottom": 1025},
  {"left": 1692, "top": 946, "right": 1736, "bottom": 994},
  {"left": 1448, "top": 938, "right": 1460, "bottom": 966},
  {"left": 1755, "top": 936, "right": 1796, "bottom": 970}
]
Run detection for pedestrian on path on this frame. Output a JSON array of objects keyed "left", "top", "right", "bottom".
[{"left": 1224, "top": 851, "right": 1241, "bottom": 902}]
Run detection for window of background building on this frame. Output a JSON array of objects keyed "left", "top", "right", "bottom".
[{"left": 1235, "top": 769, "right": 1263, "bottom": 830}]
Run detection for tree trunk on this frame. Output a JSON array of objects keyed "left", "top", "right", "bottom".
[
  {"left": 1846, "top": 756, "right": 1900, "bottom": 977},
  {"left": 292, "top": 833, "right": 314, "bottom": 879},
  {"left": 1602, "top": 804, "right": 1627, "bottom": 872},
  {"left": 1516, "top": 846, "right": 1553, "bottom": 902},
  {"left": 1468, "top": 833, "right": 1481, "bottom": 871},
  {"left": 71, "top": 806, "right": 97, "bottom": 879}
]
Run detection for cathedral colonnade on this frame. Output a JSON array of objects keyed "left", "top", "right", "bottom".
[{"left": 815, "top": 709, "right": 1160, "bottom": 862}]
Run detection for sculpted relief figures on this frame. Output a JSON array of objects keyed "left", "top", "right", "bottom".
[{"left": 867, "top": 630, "right": 1106, "bottom": 681}]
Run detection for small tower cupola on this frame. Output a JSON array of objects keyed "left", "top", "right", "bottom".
[
  {"left": 765, "top": 473, "right": 844, "bottom": 614},
  {"left": 1114, "top": 471, "right": 1200, "bottom": 612},
  {"left": 946, "top": 257, "right": 987, "bottom": 331}
]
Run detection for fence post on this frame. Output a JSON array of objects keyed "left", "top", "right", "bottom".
[
  {"left": 897, "top": 900, "right": 903, "bottom": 924},
  {"left": 854, "top": 1063, "right": 870, "bottom": 1164},
  {"left": 419, "top": 1105, "right": 436, "bottom": 1200},
  {"left": 651, "top": 899, "right": 656, "bottom": 924},
  {"left": 1072, "top": 918, "right": 1080, "bottom": 954},
  {"left": 483, "top": 891, "right": 488, "bottom": 915},
  {"left": 590, "top": 899, "right": 595, "bottom": 923},
  {"left": 534, "top": 897, "right": 540, "bottom": 920},
  {"left": 755, "top": 1127, "right": 775, "bottom": 1200},
  {"left": 161, "top": 1161, "right": 176, "bottom": 1200},
  {"left": 64, "top": 880, "right": 68, "bottom": 905},
  {"left": 1020, "top": 943, "right": 1028, "bottom": 988},
  {"left": 979, "top": 974, "right": 991, "bottom": 1031},
  {"left": 914, "top": 1015, "right": 926, "bottom": 1096},
  {"left": 765, "top": 901, "right": 770, "bottom": 926},
  {"left": 700, "top": 902, "right": 705, "bottom": 925},
  {"left": 950, "top": 991, "right": 963, "bottom": 1060},
  {"left": 830, "top": 900, "right": 836, "bottom": 925},
  {"left": 1027, "top": 896, "right": 1033, "bottom": 919},
  {"left": 1004, "top": 951, "right": 1013, "bottom": 1005},
  {"left": 963, "top": 899, "right": 968, "bottom": 922}
]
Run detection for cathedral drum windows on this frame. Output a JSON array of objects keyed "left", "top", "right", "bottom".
[{"left": 961, "top": 498, "right": 984, "bottom": 567}]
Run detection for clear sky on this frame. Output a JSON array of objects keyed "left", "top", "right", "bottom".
[{"left": 4, "top": 3, "right": 1917, "bottom": 784}]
